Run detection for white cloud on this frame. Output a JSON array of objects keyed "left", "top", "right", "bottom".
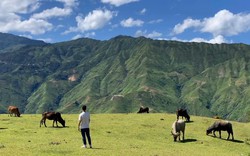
[
  {"left": 140, "top": 8, "right": 146, "bottom": 15},
  {"left": 169, "top": 35, "right": 228, "bottom": 44},
  {"left": 121, "top": 18, "right": 144, "bottom": 27},
  {"left": 135, "top": 30, "right": 162, "bottom": 38},
  {"left": 101, "top": 0, "right": 139, "bottom": 7},
  {"left": 172, "top": 10, "right": 250, "bottom": 37},
  {"left": 66, "top": 9, "right": 114, "bottom": 33},
  {"left": 0, "top": 17, "right": 52, "bottom": 35},
  {"left": 0, "top": 0, "right": 79, "bottom": 35},
  {"left": 72, "top": 34, "right": 83, "bottom": 40},
  {"left": 56, "top": 0, "right": 78, "bottom": 8},
  {"left": 190, "top": 35, "right": 228, "bottom": 44},
  {"left": 149, "top": 19, "right": 163, "bottom": 24},
  {"left": 0, "top": 0, "right": 39, "bottom": 14},
  {"left": 32, "top": 7, "right": 72, "bottom": 19},
  {"left": 201, "top": 10, "right": 250, "bottom": 36},
  {"left": 173, "top": 18, "right": 201, "bottom": 34}
]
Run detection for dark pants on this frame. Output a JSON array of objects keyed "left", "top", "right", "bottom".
[{"left": 81, "top": 128, "right": 92, "bottom": 145}]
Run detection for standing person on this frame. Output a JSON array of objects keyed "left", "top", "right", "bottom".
[{"left": 78, "top": 105, "right": 92, "bottom": 148}]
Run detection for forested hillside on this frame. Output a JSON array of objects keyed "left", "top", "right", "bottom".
[{"left": 0, "top": 33, "right": 250, "bottom": 122}]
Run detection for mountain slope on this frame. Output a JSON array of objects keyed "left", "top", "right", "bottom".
[
  {"left": 0, "top": 34, "right": 250, "bottom": 121},
  {"left": 0, "top": 33, "right": 48, "bottom": 53}
]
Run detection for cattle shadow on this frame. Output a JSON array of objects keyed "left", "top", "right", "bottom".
[
  {"left": 231, "top": 139, "right": 244, "bottom": 143},
  {"left": 185, "top": 120, "right": 194, "bottom": 123},
  {"left": 207, "top": 135, "right": 244, "bottom": 143},
  {"left": 88, "top": 147, "right": 103, "bottom": 150},
  {"left": 180, "top": 138, "right": 197, "bottom": 143},
  {"left": 0, "top": 128, "right": 8, "bottom": 130},
  {"left": 47, "top": 126, "right": 69, "bottom": 128}
]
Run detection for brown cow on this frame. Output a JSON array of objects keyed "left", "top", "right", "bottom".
[
  {"left": 206, "top": 120, "right": 234, "bottom": 140},
  {"left": 40, "top": 112, "right": 65, "bottom": 127},
  {"left": 8, "top": 106, "right": 20, "bottom": 117}
]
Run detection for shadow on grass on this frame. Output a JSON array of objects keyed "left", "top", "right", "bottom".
[
  {"left": 88, "top": 147, "right": 103, "bottom": 150},
  {"left": 180, "top": 139, "right": 197, "bottom": 143},
  {"left": 185, "top": 121, "right": 194, "bottom": 123},
  {"left": 207, "top": 135, "right": 244, "bottom": 143},
  {"left": 0, "top": 128, "right": 8, "bottom": 130},
  {"left": 46, "top": 126, "right": 70, "bottom": 128},
  {"left": 231, "top": 139, "right": 244, "bottom": 143}
]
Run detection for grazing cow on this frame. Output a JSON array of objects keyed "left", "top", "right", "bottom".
[
  {"left": 171, "top": 120, "right": 186, "bottom": 142},
  {"left": 176, "top": 109, "right": 190, "bottom": 122},
  {"left": 137, "top": 106, "right": 149, "bottom": 113},
  {"left": 206, "top": 120, "right": 234, "bottom": 140},
  {"left": 8, "top": 106, "right": 20, "bottom": 117},
  {"left": 40, "top": 112, "right": 65, "bottom": 127}
]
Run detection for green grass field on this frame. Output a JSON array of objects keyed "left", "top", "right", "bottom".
[{"left": 0, "top": 113, "right": 250, "bottom": 156}]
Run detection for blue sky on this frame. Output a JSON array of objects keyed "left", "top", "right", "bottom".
[{"left": 1, "top": 0, "right": 250, "bottom": 44}]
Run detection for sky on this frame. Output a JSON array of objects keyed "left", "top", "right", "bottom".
[{"left": 1, "top": 0, "right": 250, "bottom": 44}]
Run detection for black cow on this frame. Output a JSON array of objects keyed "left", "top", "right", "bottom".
[
  {"left": 40, "top": 112, "right": 65, "bottom": 127},
  {"left": 176, "top": 109, "right": 190, "bottom": 122},
  {"left": 137, "top": 106, "right": 149, "bottom": 113},
  {"left": 206, "top": 120, "right": 234, "bottom": 140}
]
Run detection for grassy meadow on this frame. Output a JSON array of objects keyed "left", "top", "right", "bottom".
[{"left": 0, "top": 113, "right": 250, "bottom": 156}]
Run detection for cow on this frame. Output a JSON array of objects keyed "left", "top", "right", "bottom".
[
  {"left": 137, "top": 106, "right": 149, "bottom": 113},
  {"left": 206, "top": 120, "right": 234, "bottom": 140},
  {"left": 8, "top": 106, "right": 20, "bottom": 117},
  {"left": 176, "top": 109, "right": 190, "bottom": 122},
  {"left": 171, "top": 120, "right": 186, "bottom": 142},
  {"left": 40, "top": 112, "right": 65, "bottom": 127}
]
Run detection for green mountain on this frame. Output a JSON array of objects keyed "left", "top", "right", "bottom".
[
  {"left": 0, "top": 32, "right": 47, "bottom": 53},
  {"left": 1, "top": 34, "right": 250, "bottom": 122}
]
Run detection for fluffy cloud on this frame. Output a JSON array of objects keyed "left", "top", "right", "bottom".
[
  {"left": 0, "top": 0, "right": 79, "bottom": 35},
  {"left": 0, "top": 1, "right": 52, "bottom": 35},
  {"left": 121, "top": 18, "right": 144, "bottom": 27},
  {"left": 32, "top": 7, "right": 72, "bottom": 19},
  {"left": 173, "top": 10, "right": 250, "bottom": 37},
  {"left": 173, "top": 18, "right": 201, "bottom": 34},
  {"left": 0, "top": 0, "right": 39, "bottom": 13},
  {"left": 201, "top": 10, "right": 250, "bottom": 36},
  {"left": 56, "top": 0, "right": 78, "bottom": 8},
  {"left": 190, "top": 35, "right": 228, "bottom": 44},
  {"left": 66, "top": 9, "right": 114, "bottom": 33},
  {"left": 101, "top": 0, "right": 139, "bottom": 7},
  {"left": 0, "top": 17, "right": 52, "bottom": 35}
]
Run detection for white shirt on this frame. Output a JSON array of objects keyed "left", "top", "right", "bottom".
[{"left": 78, "top": 111, "right": 90, "bottom": 129}]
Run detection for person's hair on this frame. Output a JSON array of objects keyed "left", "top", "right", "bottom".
[{"left": 82, "top": 105, "right": 87, "bottom": 111}]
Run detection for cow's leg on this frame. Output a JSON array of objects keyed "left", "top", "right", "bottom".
[
  {"left": 177, "top": 115, "right": 179, "bottom": 120},
  {"left": 40, "top": 119, "right": 43, "bottom": 127},
  {"left": 219, "top": 131, "right": 221, "bottom": 138},
  {"left": 53, "top": 120, "right": 55, "bottom": 127},
  {"left": 44, "top": 119, "right": 47, "bottom": 127},
  {"left": 227, "top": 131, "right": 234, "bottom": 140},
  {"left": 227, "top": 132, "right": 230, "bottom": 140},
  {"left": 213, "top": 130, "right": 216, "bottom": 137},
  {"left": 182, "top": 130, "right": 185, "bottom": 141}
]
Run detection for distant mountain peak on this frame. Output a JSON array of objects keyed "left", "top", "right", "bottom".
[{"left": 0, "top": 32, "right": 48, "bottom": 53}]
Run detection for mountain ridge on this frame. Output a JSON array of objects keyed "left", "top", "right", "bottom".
[{"left": 0, "top": 33, "right": 250, "bottom": 122}]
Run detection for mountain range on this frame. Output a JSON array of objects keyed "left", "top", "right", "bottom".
[{"left": 0, "top": 32, "right": 250, "bottom": 122}]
